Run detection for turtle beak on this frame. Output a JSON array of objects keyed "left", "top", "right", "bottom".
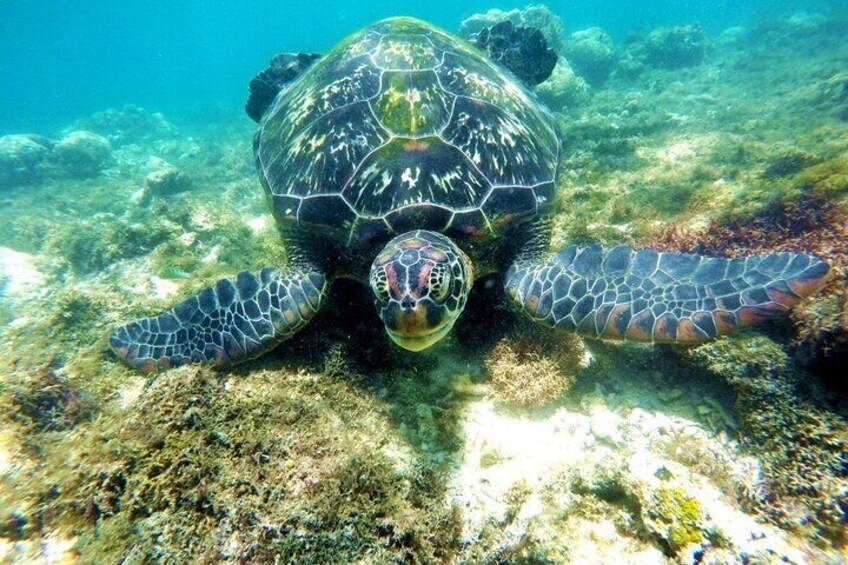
[
  {"left": 381, "top": 296, "right": 453, "bottom": 351},
  {"left": 370, "top": 230, "right": 474, "bottom": 352}
]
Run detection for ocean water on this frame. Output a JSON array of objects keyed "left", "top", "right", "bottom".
[
  {"left": 1, "top": 1, "right": 847, "bottom": 563},
  {"left": 0, "top": 0, "right": 844, "bottom": 133}
]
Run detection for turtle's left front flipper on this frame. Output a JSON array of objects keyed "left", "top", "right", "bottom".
[
  {"left": 110, "top": 267, "right": 328, "bottom": 373},
  {"left": 505, "top": 244, "right": 830, "bottom": 343}
]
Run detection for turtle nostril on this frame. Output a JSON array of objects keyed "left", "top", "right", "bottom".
[{"left": 400, "top": 296, "right": 415, "bottom": 311}]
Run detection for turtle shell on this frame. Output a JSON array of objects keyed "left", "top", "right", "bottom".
[{"left": 254, "top": 17, "right": 560, "bottom": 248}]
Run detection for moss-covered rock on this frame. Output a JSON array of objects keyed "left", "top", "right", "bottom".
[
  {"left": 71, "top": 104, "right": 179, "bottom": 146},
  {"left": 642, "top": 485, "right": 705, "bottom": 553},
  {"left": 563, "top": 27, "right": 616, "bottom": 86},
  {"left": 13, "top": 367, "right": 462, "bottom": 563},
  {"left": 51, "top": 131, "right": 111, "bottom": 179},
  {"left": 535, "top": 59, "right": 591, "bottom": 110},
  {"left": 145, "top": 165, "right": 193, "bottom": 196},
  {"left": 8, "top": 360, "right": 95, "bottom": 432},
  {"left": 44, "top": 214, "right": 180, "bottom": 275},
  {"left": 0, "top": 134, "right": 52, "bottom": 189},
  {"left": 690, "top": 336, "right": 848, "bottom": 544},
  {"left": 642, "top": 25, "right": 710, "bottom": 69}
]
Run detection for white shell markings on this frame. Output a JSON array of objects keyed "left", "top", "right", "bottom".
[{"left": 401, "top": 166, "right": 421, "bottom": 189}]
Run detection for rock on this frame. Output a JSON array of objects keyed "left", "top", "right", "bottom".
[
  {"left": 642, "top": 25, "right": 709, "bottom": 69},
  {"left": 0, "top": 134, "right": 52, "bottom": 189},
  {"left": 715, "top": 26, "right": 747, "bottom": 49},
  {"left": 0, "top": 130, "right": 112, "bottom": 188},
  {"left": 51, "top": 131, "right": 111, "bottom": 179},
  {"left": 563, "top": 28, "right": 616, "bottom": 86},
  {"left": 71, "top": 104, "right": 178, "bottom": 145},
  {"left": 589, "top": 410, "right": 624, "bottom": 446},
  {"left": 784, "top": 11, "right": 830, "bottom": 32},
  {"left": 657, "top": 387, "right": 684, "bottom": 403},
  {"left": 0, "top": 247, "right": 45, "bottom": 303},
  {"left": 145, "top": 165, "right": 192, "bottom": 196},
  {"left": 460, "top": 4, "right": 566, "bottom": 54},
  {"left": 534, "top": 59, "right": 590, "bottom": 110}
]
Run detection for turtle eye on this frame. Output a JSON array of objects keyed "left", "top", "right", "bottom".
[
  {"left": 429, "top": 263, "right": 451, "bottom": 302},
  {"left": 370, "top": 268, "right": 390, "bottom": 303}
]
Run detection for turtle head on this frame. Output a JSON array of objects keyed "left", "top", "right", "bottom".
[{"left": 370, "top": 230, "right": 474, "bottom": 351}]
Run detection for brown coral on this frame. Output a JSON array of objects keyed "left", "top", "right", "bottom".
[{"left": 485, "top": 326, "right": 585, "bottom": 406}]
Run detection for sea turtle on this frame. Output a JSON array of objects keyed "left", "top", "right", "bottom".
[{"left": 110, "top": 18, "right": 829, "bottom": 372}]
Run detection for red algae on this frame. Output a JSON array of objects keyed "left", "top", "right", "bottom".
[
  {"left": 647, "top": 196, "right": 848, "bottom": 364},
  {"left": 647, "top": 196, "right": 847, "bottom": 295}
]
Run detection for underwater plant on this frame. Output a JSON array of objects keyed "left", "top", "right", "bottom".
[{"left": 485, "top": 327, "right": 584, "bottom": 406}]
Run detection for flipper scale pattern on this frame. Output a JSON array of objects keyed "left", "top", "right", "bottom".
[
  {"left": 110, "top": 268, "right": 328, "bottom": 373},
  {"left": 506, "top": 245, "right": 830, "bottom": 343}
]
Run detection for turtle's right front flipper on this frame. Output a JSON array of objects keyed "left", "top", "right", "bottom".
[
  {"left": 506, "top": 245, "right": 830, "bottom": 344},
  {"left": 110, "top": 267, "right": 328, "bottom": 373}
]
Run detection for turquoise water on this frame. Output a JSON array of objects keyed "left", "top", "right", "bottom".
[{"left": 1, "top": 0, "right": 843, "bottom": 133}]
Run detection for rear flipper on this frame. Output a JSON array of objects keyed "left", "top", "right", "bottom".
[
  {"left": 505, "top": 245, "right": 830, "bottom": 343},
  {"left": 469, "top": 21, "right": 557, "bottom": 86},
  {"left": 110, "top": 267, "right": 328, "bottom": 373},
  {"left": 245, "top": 52, "right": 322, "bottom": 122}
]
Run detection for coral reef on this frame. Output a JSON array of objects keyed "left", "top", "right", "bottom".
[
  {"left": 563, "top": 28, "right": 617, "bottom": 86},
  {"left": 3, "top": 367, "right": 462, "bottom": 563},
  {"left": 534, "top": 59, "right": 590, "bottom": 110},
  {"left": 485, "top": 326, "right": 585, "bottom": 406},
  {"left": 8, "top": 360, "right": 95, "bottom": 432},
  {"left": 2, "top": 9, "right": 848, "bottom": 563},
  {"left": 472, "top": 20, "right": 557, "bottom": 86},
  {"left": 642, "top": 485, "right": 705, "bottom": 553},
  {"left": 71, "top": 104, "right": 179, "bottom": 146},
  {"left": 0, "top": 130, "right": 110, "bottom": 188},
  {"left": 43, "top": 212, "right": 180, "bottom": 276},
  {"left": 642, "top": 25, "right": 710, "bottom": 69},
  {"left": 459, "top": 4, "right": 566, "bottom": 54},
  {"left": 145, "top": 164, "right": 193, "bottom": 196},
  {"left": 0, "top": 134, "right": 52, "bottom": 189},
  {"left": 459, "top": 5, "right": 591, "bottom": 108},
  {"left": 51, "top": 131, "right": 111, "bottom": 179},
  {"left": 449, "top": 341, "right": 817, "bottom": 562}
]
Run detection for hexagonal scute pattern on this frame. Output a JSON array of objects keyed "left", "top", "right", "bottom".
[{"left": 253, "top": 17, "right": 560, "bottom": 246}]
